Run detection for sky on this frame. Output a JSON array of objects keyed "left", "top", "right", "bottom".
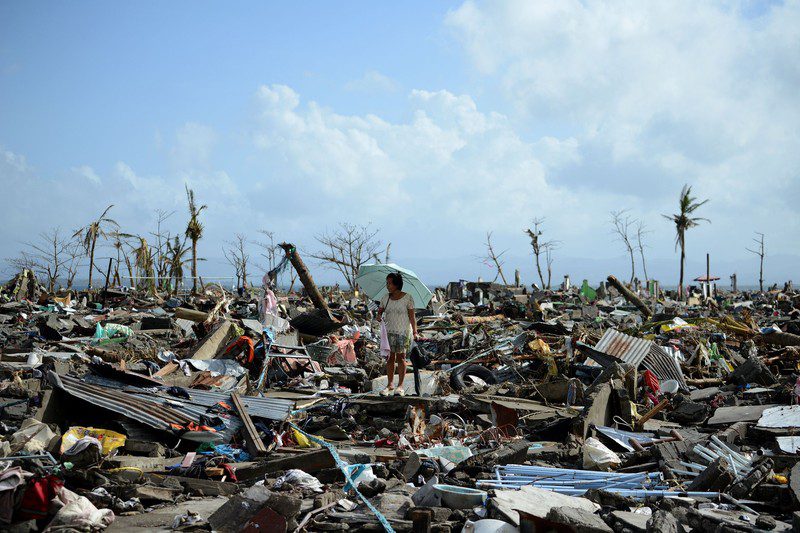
[{"left": 1, "top": 1, "right": 798, "bottom": 288}]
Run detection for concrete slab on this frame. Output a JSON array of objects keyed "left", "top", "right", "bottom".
[{"left": 107, "top": 496, "right": 228, "bottom": 532}]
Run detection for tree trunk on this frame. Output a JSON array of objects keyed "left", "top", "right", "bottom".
[
  {"left": 607, "top": 274, "right": 652, "bottom": 318},
  {"left": 191, "top": 240, "right": 198, "bottom": 293},
  {"left": 535, "top": 255, "right": 545, "bottom": 289},
  {"left": 88, "top": 237, "right": 97, "bottom": 289},
  {"left": 279, "top": 243, "right": 331, "bottom": 317},
  {"left": 640, "top": 248, "right": 649, "bottom": 284},
  {"left": 679, "top": 239, "right": 686, "bottom": 300},
  {"left": 629, "top": 250, "right": 636, "bottom": 285}
]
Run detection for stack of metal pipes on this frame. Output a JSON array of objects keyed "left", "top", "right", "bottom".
[
  {"left": 690, "top": 435, "right": 753, "bottom": 480},
  {"left": 475, "top": 464, "right": 721, "bottom": 499}
]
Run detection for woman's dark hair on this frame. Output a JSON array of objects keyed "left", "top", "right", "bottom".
[{"left": 386, "top": 272, "right": 403, "bottom": 290}]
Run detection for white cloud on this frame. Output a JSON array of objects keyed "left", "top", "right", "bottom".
[
  {"left": 72, "top": 165, "right": 101, "bottom": 184},
  {"left": 170, "top": 122, "right": 217, "bottom": 171},
  {"left": 344, "top": 70, "right": 399, "bottom": 93},
  {"left": 445, "top": 0, "right": 800, "bottom": 256}
]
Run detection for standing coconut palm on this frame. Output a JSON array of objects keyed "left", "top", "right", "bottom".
[
  {"left": 167, "top": 235, "right": 191, "bottom": 294},
  {"left": 132, "top": 236, "right": 155, "bottom": 294},
  {"left": 184, "top": 185, "right": 207, "bottom": 293},
  {"left": 663, "top": 185, "right": 709, "bottom": 300},
  {"left": 73, "top": 205, "right": 118, "bottom": 289}
]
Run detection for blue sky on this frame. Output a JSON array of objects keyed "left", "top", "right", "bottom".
[{"left": 1, "top": 1, "right": 799, "bottom": 287}]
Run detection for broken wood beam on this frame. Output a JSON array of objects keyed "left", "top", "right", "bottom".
[
  {"left": 174, "top": 307, "right": 210, "bottom": 322},
  {"left": 231, "top": 392, "right": 268, "bottom": 457},
  {"left": 279, "top": 243, "right": 332, "bottom": 317},
  {"left": 607, "top": 275, "right": 652, "bottom": 318}
]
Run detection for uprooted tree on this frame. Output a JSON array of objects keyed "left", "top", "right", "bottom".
[
  {"left": 525, "top": 218, "right": 559, "bottom": 289},
  {"left": 309, "top": 223, "right": 383, "bottom": 289}
]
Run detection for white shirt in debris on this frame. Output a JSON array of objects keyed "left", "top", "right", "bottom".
[{"left": 380, "top": 293, "right": 414, "bottom": 336}]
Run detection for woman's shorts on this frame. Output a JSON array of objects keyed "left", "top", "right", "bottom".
[{"left": 387, "top": 333, "right": 411, "bottom": 354}]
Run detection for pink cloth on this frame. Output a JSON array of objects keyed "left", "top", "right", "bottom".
[{"left": 380, "top": 322, "right": 390, "bottom": 359}]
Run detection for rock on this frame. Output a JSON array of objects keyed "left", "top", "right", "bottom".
[
  {"left": 546, "top": 506, "right": 613, "bottom": 533},
  {"left": 646, "top": 510, "right": 678, "bottom": 533},
  {"left": 755, "top": 514, "right": 776, "bottom": 530},
  {"left": 373, "top": 492, "right": 415, "bottom": 520}
]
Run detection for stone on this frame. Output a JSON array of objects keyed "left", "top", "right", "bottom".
[
  {"left": 646, "top": 510, "right": 679, "bottom": 533},
  {"left": 373, "top": 492, "right": 415, "bottom": 520},
  {"left": 546, "top": 506, "right": 613, "bottom": 533}
]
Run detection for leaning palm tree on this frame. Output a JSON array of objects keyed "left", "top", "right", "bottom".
[
  {"left": 184, "top": 186, "right": 207, "bottom": 293},
  {"left": 663, "top": 185, "right": 709, "bottom": 300},
  {"left": 73, "top": 205, "right": 118, "bottom": 289}
]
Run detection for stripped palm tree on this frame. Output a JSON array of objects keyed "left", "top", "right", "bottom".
[
  {"left": 663, "top": 185, "right": 709, "bottom": 300},
  {"left": 167, "top": 235, "right": 191, "bottom": 294},
  {"left": 132, "top": 236, "right": 155, "bottom": 294},
  {"left": 108, "top": 230, "right": 136, "bottom": 286},
  {"left": 184, "top": 186, "right": 207, "bottom": 293},
  {"left": 73, "top": 205, "right": 118, "bottom": 289}
]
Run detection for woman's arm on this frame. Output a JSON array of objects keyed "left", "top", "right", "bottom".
[{"left": 407, "top": 307, "right": 418, "bottom": 339}]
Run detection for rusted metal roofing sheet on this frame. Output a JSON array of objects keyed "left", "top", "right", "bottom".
[
  {"left": 592, "top": 329, "right": 687, "bottom": 390},
  {"left": 595, "top": 329, "right": 651, "bottom": 368}
]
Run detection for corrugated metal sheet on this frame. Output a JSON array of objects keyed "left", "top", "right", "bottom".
[
  {"left": 50, "top": 372, "right": 294, "bottom": 442},
  {"left": 80, "top": 374, "right": 295, "bottom": 421},
  {"left": 49, "top": 372, "right": 195, "bottom": 431},
  {"left": 592, "top": 329, "right": 687, "bottom": 390},
  {"left": 595, "top": 329, "right": 651, "bottom": 368}
]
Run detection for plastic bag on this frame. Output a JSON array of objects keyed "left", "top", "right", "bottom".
[
  {"left": 61, "top": 427, "right": 126, "bottom": 456},
  {"left": 380, "top": 321, "right": 390, "bottom": 359},
  {"left": 273, "top": 469, "right": 324, "bottom": 493},
  {"left": 583, "top": 437, "right": 621, "bottom": 470},
  {"left": 93, "top": 322, "right": 133, "bottom": 341}
]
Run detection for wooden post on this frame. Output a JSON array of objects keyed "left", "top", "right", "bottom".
[
  {"left": 102, "top": 257, "right": 113, "bottom": 307},
  {"left": 231, "top": 392, "right": 267, "bottom": 457},
  {"left": 279, "top": 243, "right": 331, "bottom": 317},
  {"left": 607, "top": 275, "right": 652, "bottom": 318},
  {"left": 706, "top": 253, "right": 711, "bottom": 299}
]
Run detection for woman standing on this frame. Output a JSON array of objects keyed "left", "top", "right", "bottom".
[{"left": 377, "top": 272, "right": 418, "bottom": 396}]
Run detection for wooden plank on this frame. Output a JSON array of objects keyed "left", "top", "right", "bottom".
[
  {"left": 154, "top": 362, "right": 178, "bottom": 378},
  {"left": 231, "top": 392, "right": 268, "bottom": 457}
]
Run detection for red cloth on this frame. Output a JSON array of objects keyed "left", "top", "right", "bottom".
[
  {"left": 224, "top": 336, "right": 255, "bottom": 363},
  {"left": 17, "top": 475, "right": 63, "bottom": 520},
  {"left": 643, "top": 370, "right": 660, "bottom": 395}
]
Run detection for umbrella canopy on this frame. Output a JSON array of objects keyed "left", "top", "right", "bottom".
[{"left": 355, "top": 263, "right": 433, "bottom": 309}]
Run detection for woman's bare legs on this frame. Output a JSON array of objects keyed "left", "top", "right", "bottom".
[
  {"left": 386, "top": 352, "right": 396, "bottom": 389},
  {"left": 395, "top": 352, "right": 407, "bottom": 388}
]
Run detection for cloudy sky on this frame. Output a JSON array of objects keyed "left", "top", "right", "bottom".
[{"left": 1, "top": 1, "right": 798, "bottom": 287}]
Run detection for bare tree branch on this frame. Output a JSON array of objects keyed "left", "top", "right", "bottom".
[
  {"left": 224, "top": 233, "right": 250, "bottom": 288},
  {"left": 610, "top": 210, "right": 637, "bottom": 285},
  {"left": 746, "top": 232, "right": 765, "bottom": 292},
  {"left": 308, "top": 223, "right": 382, "bottom": 289},
  {"left": 479, "top": 231, "right": 509, "bottom": 285},
  {"left": 525, "top": 218, "right": 560, "bottom": 289}
]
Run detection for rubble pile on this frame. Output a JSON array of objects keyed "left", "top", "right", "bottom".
[{"left": 2, "top": 264, "right": 800, "bottom": 532}]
